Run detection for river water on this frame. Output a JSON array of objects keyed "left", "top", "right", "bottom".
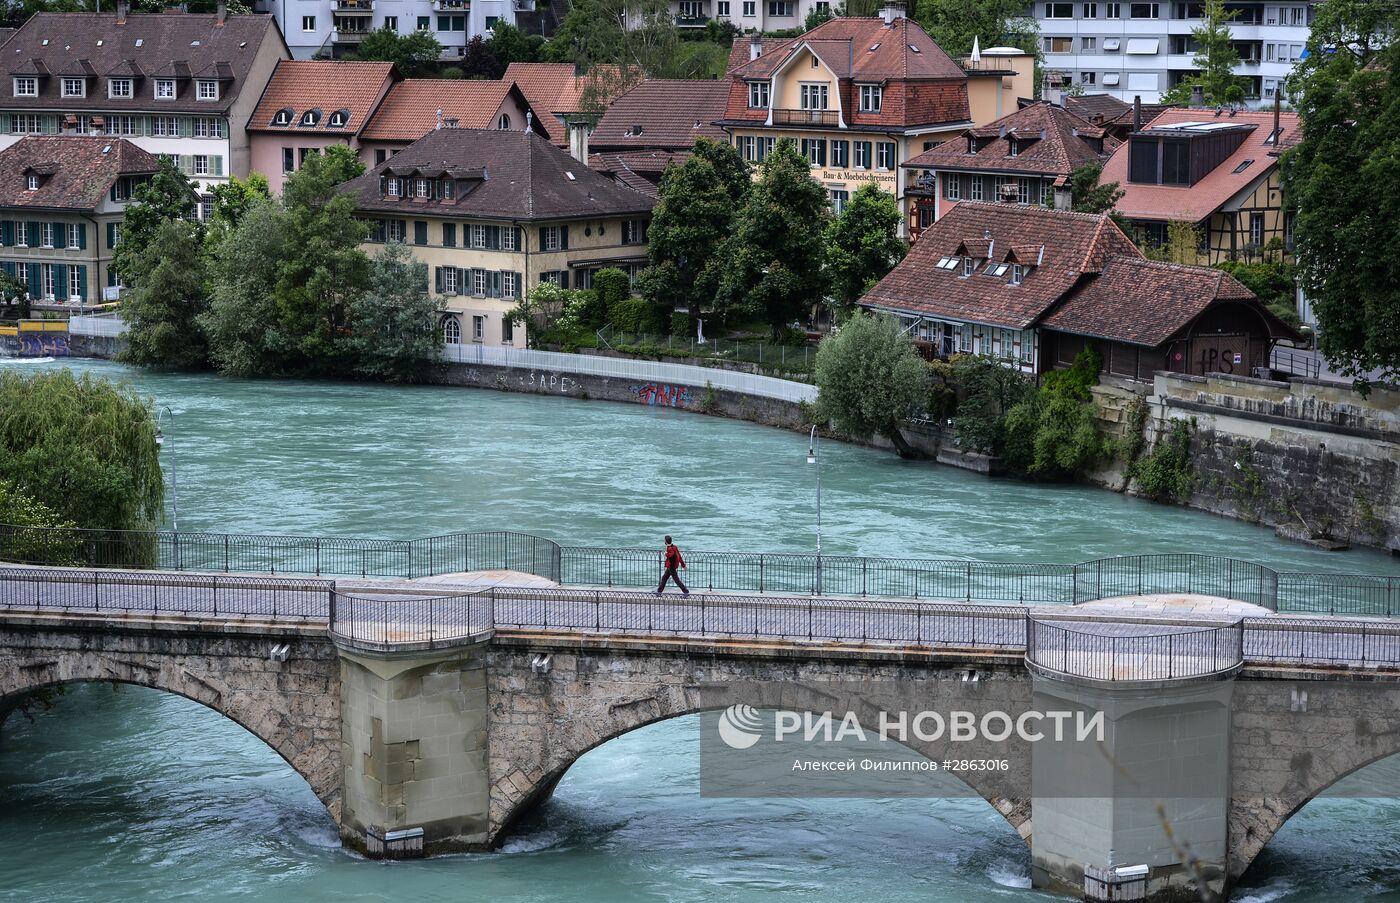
[{"left": 2, "top": 359, "right": 1398, "bottom": 902}]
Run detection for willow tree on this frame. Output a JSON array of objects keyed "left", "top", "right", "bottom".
[
  {"left": 815, "top": 313, "right": 927, "bottom": 458},
  {"left": 0, "top": 369, "right": 163, "bottom": 532}
]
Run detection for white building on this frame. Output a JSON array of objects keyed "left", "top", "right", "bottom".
[
  {"left": 255, "top": 0, "right": 537, "bottom": 60},
  {"left": 668, "top": 0, "right": 831, "bottom": 33},
  {"left": 1034, "top": 0, "right": 1315, "bottom": 105}
]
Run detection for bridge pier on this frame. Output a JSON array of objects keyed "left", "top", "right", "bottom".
[{"left": 336, "top": 640, "right": 493, "bottom": 856}]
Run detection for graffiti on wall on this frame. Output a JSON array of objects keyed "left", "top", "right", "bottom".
[
  {"left": 18, "top": 334, "right": 68, "bottom": 357},
  {"left": 632, "top": 383, "right": 691, "bottom": 407}
]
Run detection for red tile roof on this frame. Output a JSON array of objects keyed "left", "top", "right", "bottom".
[
  {"left": 721, "top": 17, "right": 970, "bottom": 130},
  {"left": 860, "top": 202, "right": 1141, "bottom": 329},
  {"left": 0, "top": 136, "right": 158, "bottom": 210},
  {"left": 589, "top": 149, "right": 690, "bottom": 197},
  {"left": 903, "top": 101, "right": 1119, "bottom": 178},
  {"left": 589, "top": 79, "right": 729, "bottom": 151},
  {"left": 1063, "top": 94, "right": 1172, "bottom": 131},
  {"left": 1101, "top": 107, "right": 1301, "bottom": 223},
  {"left": 503, "top": 62, "right": 626, "bottom": 143},
  {"left": 247, "top": 60, "right": 397, "bottom": 136},
  {"left": 359, "top": 79, "right": 540, "bottom": 143},
  {"left": 1042, "top": 256, "right": 1299, "bottom": 345}
]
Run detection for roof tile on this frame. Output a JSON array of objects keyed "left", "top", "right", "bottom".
[
  {"left": 0, "top": 135, "right": 159, "bottom": 210},
  {"left": 590, "top": 79, "right": 729, "bottom": 150},
  {"left": 248, "top": 59, "right": 396, "bottom": 136},
  {"left": 904, "top": 100, "right": 1120, "bottom": 177}
]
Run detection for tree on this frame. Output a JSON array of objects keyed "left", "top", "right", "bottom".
[
  {"left": 203, "top": 199, "right": 295, "bottom": 376},
  {"left": 917, "top": 0, "right": 1039, "bottom": 60},
  {"left": 814, "top": 313, "right": 927, "bottom": 457},
  {"left": 638, "top": 139, "right": 748, "bottom": 320},
  {"left": 824, "top": 183, "right": 907, "bottom": 312},
  {"left": 206, "top": 173, "right": 270, "bottom": 248},
  {"left": 545, "top": 0, "right": 707, "bottom": 87},
  {"left": 1285, "top": 0, "right": 1400, "bottom": 382},
  {"left": 951, "top": 354, "right": 1034, "bottom": 455},
  {"left": 353, "top": 27, "right": 444, "bottom": 76},
  {"left": 349, "top": 242, "right": 442, "bottom": 381},
  {"left": 0, "top": 369, "right": 163, "bottom": 531},
  {"left": 0, "top": 481, "right": 82, "bottom": 566},
  {"left": 506, "top": 281, "right": 571, "bottom": 349},
  {"left": 488, "top": 23, "right": 544, "bottom": 71},
  {"left": 461, "top": 35, "right": 501, "bottom": 79},
  {"left": 113, "top": 157, "right": 200, "bottom": 283},
  {"left": 1067, "top": 163, "right": 1125, "bottom": 215},
  {"left": 804, "top": 2, "right": 834, "bottom": 30},
  {"left": 1142, "top": 220, "right": 1204, "bottom": 264},
  {"left": 1160, "top": 0, "right": 1246, "bottom": 105},
  {"left": 1001, "top": 345, "right": 1106, "bottom": 478},
  {"left": 716, "top": 140, "right": 830, "bottom": 338},
  {"left": 118, "top": 219, "right": 210, "bottom": 369}
]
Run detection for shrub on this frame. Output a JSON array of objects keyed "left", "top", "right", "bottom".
[
  {"left": 594, "top": 267, "right": 631, "bottom": 313},
  {"left": 610, "top": 296, "right": 667, "bottom": 334},
  {"left": 671, "top": 310, "right": 695, "bottom": 340},
  {"left": 1130, "top": 419, "right": 1195, "bottom": 502}
]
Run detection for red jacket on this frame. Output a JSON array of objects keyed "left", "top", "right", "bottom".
[{"left": 664, "top": 544, "right": 685, "bottom": 569}]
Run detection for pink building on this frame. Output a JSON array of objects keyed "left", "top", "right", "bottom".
[
  {"left": 246, "top": 59, "right": 399, "bottom": 195},
  {"left": 356, "top": 80, "right": 546, "bottom": 167}
]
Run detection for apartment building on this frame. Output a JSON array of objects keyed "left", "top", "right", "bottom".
[
  {"left": 1035, "top": 0, "right": 1316, "bottom": 105},
  {"left": 255, "top": 0, "right": 535, "bottom": 60},
  {"left": 668, "top": 0, "right": 831, "bottom": 32}
]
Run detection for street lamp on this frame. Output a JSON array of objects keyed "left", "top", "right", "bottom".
[
  {"left": 155, "top": 405, "right": 178, "bottom": 534},
  {"left": 807, "top": 424, "right": 822, "bottom": 595}
]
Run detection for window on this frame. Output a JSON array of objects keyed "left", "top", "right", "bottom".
[
  {"left": 1041, "top": 182, "right": 1054, "bottom": 206},
  {"left": 442, "top": 266, "right": 458, "bottom": 294},
  {"left": 13, "top": 77, "right": 37, "bottom": 97},
  {"left": 41, "top": 222, "right": 54, "bottom": 249},
  {"left": 854, "top": 140, "right": 872, "bottom": 169},
  {"left": 440, "top": 316, "right": 461, "bottom": 343},
  {"left": 472, "top": 269, "right": 488, "bottom": 296},
  {"left": 437, "top": 14, "right": 466, "bottom": 30},
  {"left": 69, "top": 265, "right": 82, "bottom": 302},
  {"left": 830, "top": 139, "right": 849, "bottom": 167},
  {"left": 472, "top": 315, "right": 485, "bottom": 342},
  {"left": 194, "top": 155, "right": 210, "bottom": 175},
  {"left": 679, "top": 0, "right": 704, "bottom": 16},
  {"left": 717, "top": 0, "right": 730, "bottom": 14},
  {"left": 622, "top": 219, "right": 648, "bottom": 245},
  {"left": 876, "top": 142, "right": 895, "bottom": 170},
  {"left": 859, "top": 84, "right": 882, "bottom": 113},
  {"left": 1083, "top": 2, "right": 1097, "bottom": 14},
  {"left": 1010, "top": 264, "right": 1025, "bottom": 285},
  {"left": 503, "top": 315, "right": 515, "bottom": 343},
  {"left": 1106, "top": 1, "right": 1120, "bottom": 14},
  {"left": 67, "top": 224, "right": 80, "bottom": 249},
  {"left": 747, "top": 81, "right": 769, "bottom": 109},
  {"left": 962, "top": 256, "right": 976, "bottom": 277},
  {"left": 10, "top": 114, "right": 41, "bottom": 134},
  {"left": 1250, "top": 212, "right": 1264, "bottom": 246},
  {"left": 151, "top": 116, "right": 181, "bottom": 137},
  {"left": 501, "top": 226, "right": 519, "bottom": 251},
  {"left": 485, "top": 15, "right": 499, "bottom": 30},
  {"left": 935, "top": 256, "right": 960, "bottom": 271},
  {"left": 283, "top": 148, "right": 295, "bottom": 174},
  {"left": 541, "top": 225, "right": 565, "bottom": 251},
  {"left": 1080, "top": 71, "right": 1097, "bottom": 85},
  {"left": 1163, "top": 140, "right": 1189, "bottom": 185},
  {"left": 197, "top": 80, "right": 219, "bottom": 101},
  {"left": 1129, "top": 2, "right": 1159, "bottom": 16},
  {"left": 829, "top": 188, "right": 848, "bottom": 215},
  {"left": 768, "top": 0, "right": 793, "bottom": 15},
  {"left": 1044, "top": 36, "right": 1072, "bottom": 53},
  {"left": 62, "top": 77, "right": 85, "bottom": 98},
  {"left": 25, "top": 173, "right": 38, "bottom": 191},
  {"left": 42, "top": 263, "right": 54, "bottom": 300},
  {"left": 743, "top": 0, "right": 755, "bottom": 14},
  {"left": 799, "top": 83, "right": 828, "bottom": 110},
  {"left": 384, "top": 15, "right": 398, "bottom": 30},
  {"left": 1081, "top": 36, "right": 1096, "bottom": 51},
  {"left": 970, "top": 175, "right": 984, "bottom": 201},
  {"left": 985, "top": 262, "right": 1009, "bottom": 277},
  {"left": 155, "top": 79, "right": 176, "bottom": 100},
  {"left": 387, "top": 219, "right": 406, "bottom": 242},
  {"left": 502, "top": 271, "right": 520, "bottom": 300},
  {"left": 1046, "top": 2, "right": 1073, "bottom": 16},
  {"left": 302, "top": 15, "right": 316, "bottom": 30},
  {"left": 1232, "top": 158, "right": 1254, "bottom": 174},
  {"left": 417, "top": 15, "right": 430, "bottom": 29},
  {"left": 943, "top": 173, "right": 961, "bottom": 200},
  {"left": 194, "top": 117, "right": 225, "bottom": 138},
  {"left": 301, "top": 109, "right": 321, "bottom": 127},
  {"left": 107, "top": 78, "right": 133, "bottom": 99},
  {"left": 800, "top": 137, "right": 826, "bottom": 166}
]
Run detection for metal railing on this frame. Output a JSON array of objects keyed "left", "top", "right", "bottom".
[
  {"left": 772, "top": 109, "right": 840, "bottom": 126},
  {"left": 67, "top": 314, "right": 127, "bottom": 337},
  {"left": 332, "top": 589, "right": 492, "bottom": 652},
  {"left": 1071, "top": 554, "right": 1279, "bottom": 610},
  {"left": 1270, "top": 346, "right": 1323, "bottom": 380},
  {"left": 441, "top": 343, "right": 817, "bottom": 404},
  {"left": 1027, "top": 618, "right": 1245, "bottom": 682}
]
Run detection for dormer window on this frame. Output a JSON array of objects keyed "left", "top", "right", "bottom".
[
  {"left": 301, "top": 108, "right": 321, "bottom": 127},
  {"left": 196, "top": 79, "right": 218, "bottom": 101},
  {"left": 13, "top": 77, "right": 37, "bottom": 97},
  {"left": 61, "top": 77, "right": 85, "bottom": 98},
  {"left": 935, "top": 255, "right": 960, "bottom": 271},
  {"left": 1008, "top": 139, "right": 1020, "bottom": 157},
  {"left": 747, "top": 81, "right": 769, "bottom": 109},
  {"left": 440, "top": 179, "right": 455, "bottom": 200},
  {"left": 386, "top": 176, "right": 402, "bottom": 197},
  {"left": 1010, "top": 264, "right": 1025, "bottom": 285},
  {"left": 961, "top": 256, "right": 977, "bottom": 277},
  {"left": 109, "top": 78, "right": 132, "bottom": 99},
  {"left": 497, "top": 112, "right": 510, "bottom": 129},
  {"left": 859, "top": 84, "right": 882, "bottom": 113},
  {"left": 985, "top": 262, "right": 1010, "bottom": 277},
  {"left": 155, "top": 79, "right": 176, "bottom": 99},
  {"left": 415, "top": 178, "right": 431, "bottom": 198},
  {"left": 25, "top": 173, "right": 39, "bottom": 191},
  {"left": 329, "top": 108, "right": 350, "bottom": 128},
  {"left": 272, "top": 107, "right": 293, "bottom": 126}
]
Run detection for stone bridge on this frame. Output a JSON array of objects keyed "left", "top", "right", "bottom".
[{"left": 2, "top": 564, "right": 1400, "bottom": 902}]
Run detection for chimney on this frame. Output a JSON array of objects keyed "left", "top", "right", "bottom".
[
  {"left": 1132, "top": 95, "right": 1142, "bottom": 132},
  {"left": 879, "top": 2, "right": 905, "bottom": 25},
  {"left": 1190, "top": 84, "right": 1205, "bottom": 106},
  {"left": 216, "top": 0, "right": 226, "bottom": 24},
  {"left": 569, "top": 120, "right": 590, "bottom": 164},
  {"left": 435, "top": 108, "right": 443, "bottom": 130},
  {"left": 115, "top": 0, "right": 128, "bottom": 24},
  {"left": 749, "top": 34, "right": 762, "bottom": 61},
  {"left": 1272, "top": 91, "right": 1281, "bottom": 143},
  {"left": 1054, "top": 185, "right": 1072, "bottom": 210}
]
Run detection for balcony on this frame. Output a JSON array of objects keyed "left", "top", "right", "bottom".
[
  {"left": 334, "top": 0, "right": 374, "bottom": 12},
  {"left": 513, "top": 0, "right": 535, "bottom": 9},
  {"left": 676, "top": 14, "right": 710, "bottom": 26},
  {"left": 333, "top": 27, "right": 371, "bottom": 42},
  {"left": 433, "top": 0, "right": 468, "bottom": 9},
  {"left": 772, "top": 108, "right": 839, "bottom": 127}
]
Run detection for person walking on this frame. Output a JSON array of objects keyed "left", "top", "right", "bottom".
[{"left": 657, "top": 535, "right": 689, "bottom": 595}]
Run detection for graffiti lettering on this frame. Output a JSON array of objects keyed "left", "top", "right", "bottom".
[
  {"left": 632, "top": 383, "right": 691, "bottom": 407},
  {"left": 18, "top": 335, "right": 68, "bottom": 357}
]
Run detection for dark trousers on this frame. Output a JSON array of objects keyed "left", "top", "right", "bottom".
[{"left": 658, "top": 565, "right": 689, "bottom": 594}]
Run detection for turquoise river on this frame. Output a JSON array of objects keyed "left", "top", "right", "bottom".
[{"left": 2, "top": 358, "right": 1399, "bottom": 903}]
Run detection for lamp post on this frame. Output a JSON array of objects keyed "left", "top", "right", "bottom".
[
  {"left": 155, "top": 405, "right": 178, "bottom": 534},
  {"left": 807, "top": 424, "right": 822, "bottom": 595}
]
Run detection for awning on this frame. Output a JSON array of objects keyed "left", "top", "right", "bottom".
[
  {"left": 567, "top": 257, "right": 648, "bottom": 269},
  {"left": 1103, "top": 72, "right": 1121, "bottom": 85},
  {"left": 1103, "top": 38, "right": 1121, "bottom": 51},
  {"left": 1125, "top": 38, "right": 1160, "bottom": 54}
]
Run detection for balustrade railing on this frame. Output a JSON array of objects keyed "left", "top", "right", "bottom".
[{"left": 1026, "top": 618, "right": 1245, "bottom": 682}]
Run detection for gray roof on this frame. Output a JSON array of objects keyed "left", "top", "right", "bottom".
[
  {"left": 344, "top": 128, "right": 655, "bottom": 223},
  {"left": 0, "top": 12, "right": 279, "bottom": 114}
]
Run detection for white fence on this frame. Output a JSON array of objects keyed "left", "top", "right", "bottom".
[
  {"left": 68, "top": 314, "right": 128, "bottom": 338},
  {"left": 441, "top": 343, "right": 817, "bottom": 404}
]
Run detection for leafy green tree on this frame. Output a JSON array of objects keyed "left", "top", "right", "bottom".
[
  {"left": 1002, "top": 345, "right": 1106, "bottom": 478},
  {"left": 489, "top": 23, "right": 544, "bottom": 70},
  {"left": 353, "top": 27, "right": 444, "bottom": 76},
  {"left": 804, "top": 2, "right": 834, "bottom": 29},
  {"left": 1285, "top": 0, "right": 1400, "bottom": 381},
  {"left": 717, "top": 140, "right": 830, "bottom": 338},
  {"left": 506, "top": 281, "right": 571, "bottom": 348},
  {"left": 1161, "top": 0, "right": 1246, "bottom": 105},
  {"left": 917, "top": 0, "right": 1039, "bottom": 60},
  {"left": 1067, "top": 163, "right": 1125, "bottom": 215},
  {"left": 638, "top": 139, "right": 748, "bottom": 320},
  {"left": 951, "top": 354, "right": 1034, "bottom": 455},
  {"left": 814, "top": 313, "right": 927, "bottom": 457},
  {"left": 0, "top": 369, "right": 163, "bottom": 531},
  {"left": 113, "top": 157, "right": 200, "bottom": 283},
  {"left": 461, "top": 35, "right": 501, "bottom": 79},
  {"left": 824, "top": 183, "right": 907, "bottom": 311},
  {"left": 546, "top": 0, "right": 709, "bottom": 87},
  {"left": 206, "top": 172, "right": 270, "bottom": 247},
  {"left": 203, "top": 199, "right": 295, "bottom": 376},
  {"left": 118, "top": 219, "right": 210, "bottom": 369},
  {"left": 0, "top": 481, "right": 82, "bottom": 566},
  {"left": 349, "top": 242, "right": 442, "bottom": 381},
  {"left": 1141, "top": 220, "right": 1203, "bottom": 264}
]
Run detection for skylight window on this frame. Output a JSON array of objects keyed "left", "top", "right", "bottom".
[
  {"left": 909, "top": 44, "right": 921, "bottom": 52},
  {"left": 565, "top": 171, "right": 576, "bottom": 181},
  {"left": 868, "top": 42, "right": 880, "bottom": 51},
  {"left": 935, "top": 255, "right": 960, "bottom": 270},
  {"left": 985, "top": 262, "right": 1010, "bottom": 277},
  {"left": 1233, "top": 159, "right": 1254, "bottom": 173}
]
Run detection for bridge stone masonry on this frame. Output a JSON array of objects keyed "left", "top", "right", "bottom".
[{"left": 4, "top": 530, "right": 1400, "bottom": 902}]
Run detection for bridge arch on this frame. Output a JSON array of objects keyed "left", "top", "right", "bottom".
[
  {"left": 0, "top": 630, "right": 342, "bottom": 824},
  {"left": 487, "top": 670, "right": 1032, "bottom": 847}
]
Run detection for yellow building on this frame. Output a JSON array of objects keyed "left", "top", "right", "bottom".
[
  {"left": 343, "top": 127, "right": 654, "bottom": 347},
  {"left": 716, "top": 12, "right": 1032, "bottom": 220}
]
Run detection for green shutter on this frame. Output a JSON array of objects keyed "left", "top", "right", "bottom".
[
  {"left": 77, "top": 264, "right": 86, "bottom": 302},
  {"left": 0, "top": 221, "right": 10, "bottom": 246},
  {"left": 560, "top": 225, "right": 569, "bottom": 250},
  {"left": 180, "top": 117, "right": 193, "bottom": 137},
  {"left": 414, "top": 221, "right": 427, "bottom": 246},
  {"left": 53, "top": 263, "right": 66, "bottom": 299},
  {"left": 2, "top": 261, "right": 13, "bottom": 277},
  {"left": 490, "top": 270, "right": 502, "bottom": 298},
  {"left": 179, "top": 155, "right": 193, "bottom": 175},
  {"left": 26, "top": 263, "right": 40, "bottom": 297},
  {"left": 27, "top": 221, "right": 38, "bottom": 247},
  {"left": 107, "top": 266, "right": 116, "bottom": 287},
  {"left": 106, "top": 222, "right": 116, "bottom": 249},
  {"left": 212, "top": 155, "right": 223, "bottom": 177},
  {"left": 76, "top": 223, "right": 86, "bottom": 250}
]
